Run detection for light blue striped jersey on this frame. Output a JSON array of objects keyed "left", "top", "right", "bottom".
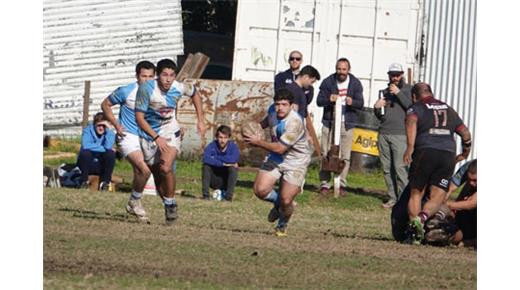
[
  {"left": 135, "top": 79, "right": 195, "bottom": 140},
  {"left": 108, "top": 82, "right": 139, "bottom": 135},
  {"left": 266, "top": 104, "right": 312, "bottom": 165}
]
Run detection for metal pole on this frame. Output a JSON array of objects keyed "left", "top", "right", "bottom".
[{"left": 82, "top": 80, "right": 91, "bottom": 128}]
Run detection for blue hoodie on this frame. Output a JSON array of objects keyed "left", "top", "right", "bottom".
[
  {"left": 203, "top": 140, "right": 240, "bottom": 167},
  {"left": 80, "top": 124, "right": 116, "bottom": 153}
]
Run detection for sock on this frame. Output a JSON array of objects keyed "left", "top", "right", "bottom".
[
  {"left": 130, "top": 190, "right": 143, "bottom": 200},
  {"left": 163, "top": 197, "right": 177, "bottom": 206},
  {"left": 277, "top": 212, "right": 287, "bottom": 229},
  {"left": 435, "top": 210, "right": 446, "bottom": 220},
  {"left": 263, "top": 190, "right": 280, "bottom": 207},
  {"left": 418, "top": 211, "right": 429, "bottom": 224}
]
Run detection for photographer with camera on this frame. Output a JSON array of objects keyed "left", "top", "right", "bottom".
[
  {"left": 373, "top": 63, "right": 413, "bottom": 208},
  {"left": 76, "top": 112, "right": 116, "bottom": 190}
]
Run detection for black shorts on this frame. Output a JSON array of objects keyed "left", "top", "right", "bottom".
[
  {"left": 456, "top": 210, "right": 477, "bottom": 240},
  {"left": 408, "top": 148, "right": 455, "bottom": 192}
]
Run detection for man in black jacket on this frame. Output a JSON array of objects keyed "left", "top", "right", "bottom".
[
  {"left": 274, "top": 50, "right": 313, "bottom": 104},
  {"left": 374, "top": 63, "right": 412, "bottom": 208},
  {"left": 317, "top": 58, "right": 364, "bottom": 196}
]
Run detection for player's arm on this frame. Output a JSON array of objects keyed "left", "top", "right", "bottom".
[
  {"left": 447, "top": 192, "right": 477, "bottom": 211},
  {"left": 101, "top": 98, "right": 124, "bottom": 136},
  {"left": 191, "top": 90, "right": 206, "bottom": 137},
  {"left": 245, "top": 136, "right": 288, "bottom": 155},
  {"left": 455, "top": 124, "right": 472, "bottom": 162},
  {"left": 403, "top": 113, "right": 417, "bottom": 165},
  {"left": 135, "top": 83, "right": 170, "bottom": 153}
]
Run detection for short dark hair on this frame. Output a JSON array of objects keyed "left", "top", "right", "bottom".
[
  {"left": 411, "top": 82, "right": 433, "bottom": 97},
  {"left": 274, "top": 88, "right": 294, "bottom": 104},
  {"left": 468, "top": 159, "right": 477, "bottom": 174},
  {"left": 93, "top": 112, "right": 106, "bottom": 124},
  {"left": 298, "top": 65, "right": 321, "bottom": 80},
  {"left": 216, "top": 125, "right": 232, "bottom": 137},
  {"left": 156, "top": 58, "right": 177, "bottom": 75},
  {"left": 135, "top": 60, "right": 155, "bottom": 75},
  {"left": 337, "top": 58, "right": 351, "bottom": 69}
]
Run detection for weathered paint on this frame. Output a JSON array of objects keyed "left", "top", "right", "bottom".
[
  {"left": 232, "top": 0, "right": 422, "bottom": 132},
  {"left": 177, "top": 79, "right": 273, "bottom": 164},
  {"left": 419, "top": 0, "right": 477, "bottom": 160},
  {"left": 43, "top": 0, "right": 184, "bottom": 134}
]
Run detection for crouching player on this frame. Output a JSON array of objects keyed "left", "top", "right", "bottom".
[{"left": 244, "top": 88, "right": 312, "bottom": 236}]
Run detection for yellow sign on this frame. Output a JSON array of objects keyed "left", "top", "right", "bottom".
[{"left": 351, "top": 128, "right": 379, "bottom": 156}]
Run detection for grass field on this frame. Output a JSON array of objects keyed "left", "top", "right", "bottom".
[{"left": 43, "top": 155, "right": 476, "bottom": 289}]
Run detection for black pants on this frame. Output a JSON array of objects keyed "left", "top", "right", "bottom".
[
  {"left": 76, "top": 149, "right": 116, "bottom": 183},
  {"left": 202, "top": 164, "right": 238, "bottom": 200}
]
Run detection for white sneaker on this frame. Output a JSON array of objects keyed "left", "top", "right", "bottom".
[{"left": 126, "top": 199, "right": 149, "bottom": 222}]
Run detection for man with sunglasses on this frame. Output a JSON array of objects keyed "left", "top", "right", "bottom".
[
  {"left": 373, "top": 63, "right": 413, "bottom": 209},
  {"left": 274, "top": 50, "right": 313, "bottom": 103}
]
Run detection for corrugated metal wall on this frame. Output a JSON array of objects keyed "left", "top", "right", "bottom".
[
  {"left": 43, "top": 0, "right": 184, "bottom": 136},
  {"left": 419, "top": 0, "right": 477, "bottom": 160}
]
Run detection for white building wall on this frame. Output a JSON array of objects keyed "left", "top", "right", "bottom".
[
  {"left": 232, "top": 0, "right": 422, "bottom": 130},
  {"left": 43, "top": 0, "right": 184, "bottom": 136}
]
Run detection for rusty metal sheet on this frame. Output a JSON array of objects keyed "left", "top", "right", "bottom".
[{"left": 177, "top": 79, "right": 274, "bottom": 164}]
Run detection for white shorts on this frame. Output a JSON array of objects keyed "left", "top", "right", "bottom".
[
  {"left": 260, "top": 158, "right": 310, "bottom": 187},
  {"left": 116, "top": 133, "right": 141, "bottom": 157},
  {"left": 140, "top": 130, "right": 181, "bottom": 166}
]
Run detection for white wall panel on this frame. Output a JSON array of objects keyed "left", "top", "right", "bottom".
[{"left": 43, "top": 0, "right": 184, "bottom": 135}]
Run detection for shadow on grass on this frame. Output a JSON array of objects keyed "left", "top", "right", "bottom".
[
  {"left": 323, "top": 229, "right": 395, "bottom": 242},
  {"left": 58, "top": 207, "right": 141, "bottom": 224},
  {"left": 187, "top": 222, "right": 274, "bottom": 236},
  {"left": 237, "top": 181, "right": 387, "bottom": 202}
]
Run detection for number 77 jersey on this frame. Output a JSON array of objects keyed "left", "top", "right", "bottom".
[{"left": 406, "top": 96, "right": 465, "bottom": 153}]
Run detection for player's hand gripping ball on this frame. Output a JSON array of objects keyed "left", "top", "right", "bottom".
[{"left": 241, "top": 121, "right": 263, "bottom": 141}]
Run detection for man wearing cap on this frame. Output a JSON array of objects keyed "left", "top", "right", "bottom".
[
  {"left": 373, "top": 63, "right": 413, "bottom": 208},
  {"left": 274, "top": 50, "right": 313, "bottom": 103}
]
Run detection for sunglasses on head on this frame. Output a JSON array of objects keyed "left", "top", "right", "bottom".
[{"left": 289, "top": 57, "right": 301, "bottom": 61}]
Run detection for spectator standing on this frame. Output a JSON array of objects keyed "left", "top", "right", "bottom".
[
  {"left": 374, "top": 63, "right": 413, "bottom": 208},
  {"left": 317, "top": 58, "right": 364, "bottom": 196},
  {"left": 274, "top": 50, "right": 314, "bottom": 104}
]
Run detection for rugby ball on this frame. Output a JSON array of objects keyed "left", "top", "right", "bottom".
[{"left": 241, "top": 121, "right": 263, "bottom": 138}]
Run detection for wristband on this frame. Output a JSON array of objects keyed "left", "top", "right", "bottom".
[{"left": 152, "top": 135, "right": 160, "bottom": 141}]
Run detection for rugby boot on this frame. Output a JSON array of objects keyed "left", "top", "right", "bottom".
[{"left": 164, "top": 203, "right": 178, "bottom": 226}]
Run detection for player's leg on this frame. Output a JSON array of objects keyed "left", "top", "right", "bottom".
[
  {"left": 254, "top": 161, "right": 282, "bottom": 222},
  {"left": 157, "top": 146, "right": 177, "bottom": 225},
  {"left": 422, "top": 185, "right": 447, "bottom": 217},
  {"left": 275, "top": 180, "right": 301, "bottom": 236},
  {"left": 405, "top": 149, "right": 430, "bottom": 243},
  {"left": 125, "top": 149, "right": 151, "bottom": 221},
  {"left": 253, "top": 161, "right": 281, "bottom": 200},
  {"left": 418, "top": 149, "right": 455, "bottom": 223}
]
